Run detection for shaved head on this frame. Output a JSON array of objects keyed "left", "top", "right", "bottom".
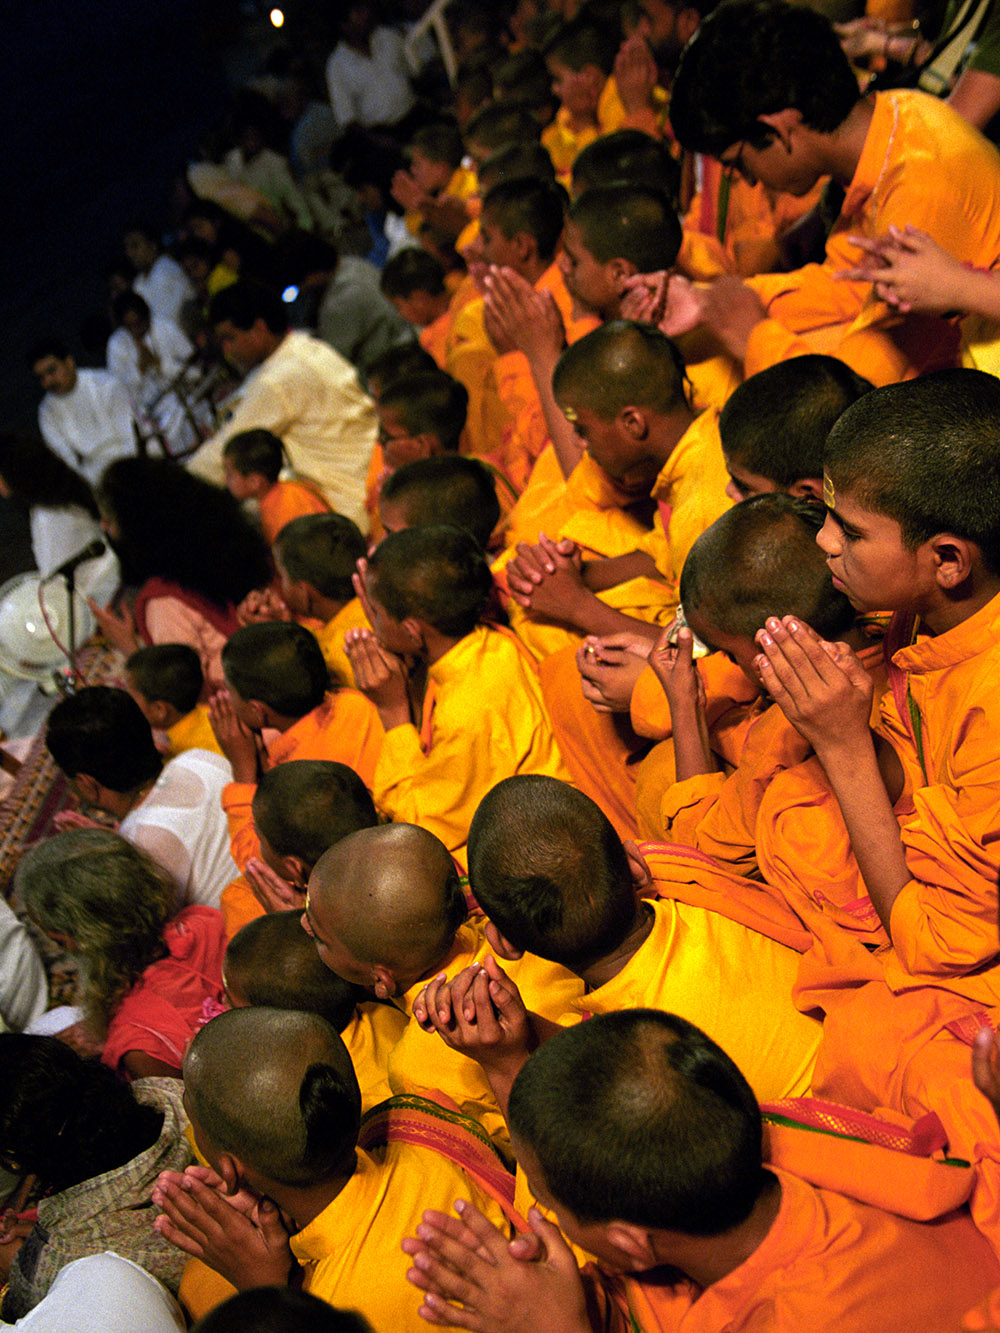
[
  {"left": 184, "top": 1008, "right": 361, "bottom": 1187},
  {"left": 467, "top": 776, "right": 637, "bottom": 970},
  {"left": 306, "top": 824, "right": 467, "bottom": 989},
  {"left": 552, "top": 320, "right": 689, "bottom": 422}
]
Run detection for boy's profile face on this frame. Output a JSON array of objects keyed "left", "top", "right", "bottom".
[
  {"left": 273, "top": 554, "right": 311, "bottom": 619},
  {"left": 301, "top": 889, "right": 375, "bottom": 990},
  {"left": 222, "top": 460, "right": 261, "bottom": 502},
  {"left": 377, "top": 404, "right": 434, "bottom": 471},
  {"left": 365, "top": 577, "right": 416, "bottom": 656},
  {"left": 560, "top": 399, "right": 660, "bottom": 501},
  {"left": 409, "top": 150, "right": 451, "bottom": 195},
  {"left": 818, "top": 478, "right": 926, "bottom": 613},
  {"left": 559, "top": 220, "right": 620, "bottom": 319},
  {"left": 548, "top": 60, "right": 600, "bottom": 120},
  {"left": 685, "top": 606, "right": 765, "bottom": 694},
  {"left": 479, "top": 211, "right": 523, "bottom": 270},
  {"left": 722, "top": 452, "right": 780, "bottom": 504}
]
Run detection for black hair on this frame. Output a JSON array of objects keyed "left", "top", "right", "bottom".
[
  {"left": 380, "top": 250, "right": 448, "bottom": 300},
  {"left": 381, "top": 455, "right": 501, "bottom": 549},
  {"left": 467, "top": 776, "right": 637, "bottom": 970},
  {"left": 27, "top": 337, "right": 71, "bottom": 368},
  {"left": 225, "top": 911, "right": 366, "bottom": 1031},
  {"left": 569, "top": 183, "right": 681, "bottom": 273},
  {"left": 494, "top": 49, "right": 558, "bottom": 114},
  {"left": 192, "top": 1288, "right": 372, "bottom": 1333},
  {"left": 252, "top": 760, "right": 378, "bottom": 868},
  {"left": 273, "top": 513, "right": 367, "bottom": 603},
  {"left": 222, "top": 622, "right": 329, "bottom": 718},
  {"left": 222, "top": 428, "right": 286, "bottom": 484},
  {"left": 680, "top": 494, "right": 856, "bottom": 640},
  {"left": 552, "top": 320, "right": 689, "bottom": 419},
  {"left": 0, "top": 431, "right": 98, "bottom": 516},
  {"left": 209, "top": 279, "right": 289, "bottom": 336},
  {"left": 0, "top": 1035, "right": 164, "bottom": 1193},
  {"left": 824, "top": 367, "right": 1000, "bottom": 572},
  {"left": 544, "top": 18, "right": 618, "bottom": 74},
  {"left": 508, "top": 1010, "right": 768, "bottom": 1233},
  {"left": 482, "top": 178, "right": 567, "bottom": 264},
  {"left": 367, "top": 525, "right": 492, "bottom": 637},
  {"left": 719, "top": 355, "right": 872, "bottom": 487},
  {"left": 410, "top": 120, "right": 466, "bottom": 171},
  {"left": 46, "top": 686, "right": 162, "bottom": 791},
  {"left": 379, "top": 372, "right": 468, "bottom": 453},
  {"left": 478, "top": 143, "right": 557, "bottom": 191},
  {"left": 571, "top": 129, "right": 681, "bottom": 205},
  {"left": 669, "top": 0, "right": 860, "bottom": 157},
  {"left": 98, "top": 457, "right": 273, "bottom": 610},
  {"left": 111, "top": 290, "right": 152, "bottom": 326},
  {"left": 464, "top": 101, "right": 542, "bottom": 153},
  {"left": 125, "top": 643, "right": 204, "bottom": 714}
]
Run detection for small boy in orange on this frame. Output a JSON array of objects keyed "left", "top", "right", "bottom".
[
  {"left": 222, "top": 428, "right": 329, "bottom": 546},
  {"left": 124, "top": 643, "right": 222, "bottom": 758}
]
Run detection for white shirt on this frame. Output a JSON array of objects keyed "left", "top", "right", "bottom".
[
  {"left": 119, "top": 749, "right": 238, "bottom": 911},
  {"left": 0, "top": 897, "right": 47, "bottom": 1032},
  {"left": 37, "top": 369, "right": 137, "bottom": 488},
  {"left": 325, "top": 27, "right": 415, "bottom": 129},
  {"left": 186, "top": 329, "right": 377, "bottom": 530},
  {"left": 0, "top": 1254, "right": 185, "bottom": 1332},
  {"left": 133, "top": 254, "right": 195, "bottom": 326}
]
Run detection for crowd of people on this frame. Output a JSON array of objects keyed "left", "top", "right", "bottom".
[{"left": 4, "top": 0, "right": 1000, "bottom": 1327}]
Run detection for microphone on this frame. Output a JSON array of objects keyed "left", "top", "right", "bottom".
[{"left": 43, "top": 538, "right": 107, "bottom": 583}]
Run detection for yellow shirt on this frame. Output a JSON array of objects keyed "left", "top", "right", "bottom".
[
  {"left": 637, "top": 407, "right": 731, "bottom": 606},
  {"left": 292, "top": 1143, "right": 509, "bottom": 1333},
  {"left": 577, "top": 898, "right": 819, "bottom": 1100},
  {"left": 374, "top": 625, "right": 570, "bottom": 869},
  {"left": 344, "top": 1001, "right": 410, "bottom": 1115},
  {"left": 387, "top": 919, "right": 583, "bottom": 1153},
  {"left": 316, "top": 597, "right": 371, "bottom": 688},
  {"left": 164, "top": 705, "right": 222, "bottom": 759}
]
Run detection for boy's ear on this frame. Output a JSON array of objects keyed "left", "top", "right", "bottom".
[
  {"left": 372, "top": 963, "right": 398, "bottom": 1000},
  {"left": 604, "top": 1221, "right": 659, "bottom": 1271},
  {"left": 244, "top": 699, "right": 270, "bottom": 731},
  {"left": 414, "top": 432, "right": 441, "bottom": 460},
  {"left": 930, "top": 532, "right": 977, "bottom": 590},
  {"left": 282, "top": 855, "right": 311, "bottom": 889},
  {"left": 513, "top": 230, "right": 538, "bottom": 265},
  {"left": 623, "top": 839, "right": 653, "bottom": 893},
  {"left": 788, "top": 477, "right": 824, "bottom": 503},
  {"left": 485, "top": 919, "right": 524, "bottom": 961},
  {"left": 146, "top": 699, "right": 173, "bottom": 729},
  {"left": 400, "top": 616, "right": 427, "bottom": 650},
  {"left": 676, "top": 5, "right": 701, "bottom": 46},
  {"left": 619, "top": 405, "right": 649, "bottom": 440},
  {"left": 755, "top": 107, "right": 803, "bottom": 150},
  {"left": 73, "top": 772, "right": 102, "bottom": 805},
  {"left": 609, "top": 256, "right": 637, "bottom": 291}
]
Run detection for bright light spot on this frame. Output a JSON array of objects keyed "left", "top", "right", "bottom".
[
  {"left": 282, "top": 284, "right": 299, "bottom": 303},
  {"left": 270, "top": 7, "right": 285, "bottom": 26}
]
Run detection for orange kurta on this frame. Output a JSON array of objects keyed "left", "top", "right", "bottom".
[
  {"left": 588, "top": 1167, "right": 1000, "bottom": 1332},
  {"left": 743, "top": 90, "right": 1000, "bottom": 385},
  {"left": 163, "top": 704, "right": 224, "bottom": 759},
  {"left": 258, "top": 477, "right": 331, "bottom": 545}
]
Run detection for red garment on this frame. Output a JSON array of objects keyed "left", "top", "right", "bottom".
[
  {"left": 101, "top": 905, "right": 227, "bottom": 1075},
  {"left": 133, "top": 578, "right": 241, "bottom": 643}
]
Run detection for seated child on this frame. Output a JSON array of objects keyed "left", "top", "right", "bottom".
[
  {"left": 211, "top": 620, "right": 383, "bottom": 796},
  {"left": 570, "top": 128, "right": 680, "bottom": 205},
  {"left": 560, "top": 355, "right": 872, "bottom": 837},
  {"left": 426, "top": 773, "right": 821, "bottom": 1105},
  {"left": 403, "top": 1011, "right": 1000, "bottom": 1333},
  {"left": 0, "top": 1034, "right": 193, "bottom": 1319},
  {"left": 15, "top": 830, "right": 226, "bottom": 1079},
  {"left": 346, "top": 525, "right": 570, "bottom": 866},
  {"left": 503, "top": 320, "right": 729, "bottom": 662},
  {"left": 379, "top": 250, "right": 453, "bottom": 361},
  {"left": 368, "top": 369, "right": 469, "bottom": 531},
  {"left": 379, "top": 455, "right": 502, "bottom": 552},
  {"left": 391, "top": 120, "right": 475, "bottom": 248},
  {"left": 223, "top": 909, "right": 406, "bottom": 1113},
  {"left": 222, "top": 428, "right": 330, "bottom": 546},
  {"left": 125, "top": 643, "right": 222, "bottom": 758},
  {"left": 303, "top": 823, "right": 582, "bottom": 1152},
  {"left": 272, "top": 514, "right": 369, "bottom": 687},
  {"left": 221, "top": 757, "right": 378, "bottom": 934},
  {"left": 153, "top": 1007, "right": 511, "bottom": 1329},
  {"left": 46, "top": 685, "right": 237, "bottom": 910},
  {"left": 719, "top": 353, "right": 872, "bottom": 503},
  {"left": 541, "top": 20, "right": 618, "bottom": 181}
]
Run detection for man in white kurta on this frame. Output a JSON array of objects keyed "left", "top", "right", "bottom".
[
  {"left": 34, "top": 350, "right": 137, "bottom": 488},
  {"left": 186, "top": 281, "right": 377, "bottom": 530}
]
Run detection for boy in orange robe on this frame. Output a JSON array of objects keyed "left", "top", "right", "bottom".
[
  {"left": 221, "top": 428, "right": 329, "bottom": 546},
  {"left": 554, "top": 353, "right": 872, "bottom": 839},
  {"left": 667, "top": 0, "right": 1000, "bottom": 385},
  {"left": 402, "top": 1011, "right": 1000, "bottom": 1333},
  {"left": 748, "top": 370, "right": 1000, "bottom": 1249},
  {"left": 217, "top": 756, "right": 378, "bottom": 938}
]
